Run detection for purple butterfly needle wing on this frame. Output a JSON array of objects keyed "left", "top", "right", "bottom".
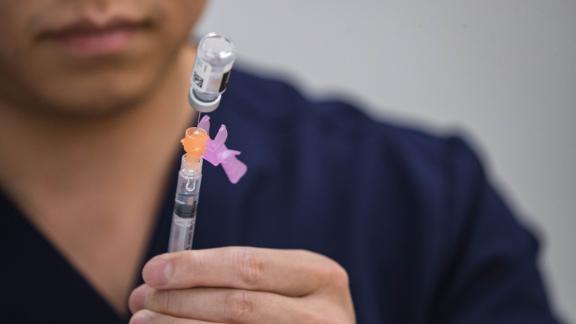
[
  {"left": 196, "top": 115, "right": 247, "bottom": 183},
  {"left": 221, "top": 151, "right": 248, "bottom": 184},
  {"left": 203, "top": 125, "right": 228, "bottom": 166},
  {"left": 198, "top": 115, "right": 211, "bottom": 132}
]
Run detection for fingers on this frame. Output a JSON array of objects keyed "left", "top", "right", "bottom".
[
  {"left": 129, "top": 285, "right": 321, "bottom": 324},
  {"left": 130, "top": 309, "right": 222, "bottom": 324},
  {"left": 142, "top": 247, "right": 347, "bottom": 297}
]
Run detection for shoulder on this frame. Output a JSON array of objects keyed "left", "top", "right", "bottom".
[{"left": 224, "top": 68, "right": 484, "bottom": 188}]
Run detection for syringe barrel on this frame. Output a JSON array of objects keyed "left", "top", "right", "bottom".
[
  {"left": 189, "top": 33, "right": 236, "bottom": 112},
  {"left": 168, "top": 157, "right": 203, "bottom": 252}
]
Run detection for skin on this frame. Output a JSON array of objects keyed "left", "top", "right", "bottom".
[{"left": 0, "top": 0, "right": 356, "bottom": 322}]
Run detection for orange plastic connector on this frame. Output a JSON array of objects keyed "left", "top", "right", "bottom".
[{"left": 181, "top": 127, "right": 209, "bottom": 163}]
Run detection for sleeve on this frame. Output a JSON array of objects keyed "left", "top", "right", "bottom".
[{"left": 431, "top": 137, "right": 563, "bottom": 324}]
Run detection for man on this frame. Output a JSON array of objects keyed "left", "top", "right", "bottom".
[{"left": 0, "top": 1, "right": 562, "bottom": 323}]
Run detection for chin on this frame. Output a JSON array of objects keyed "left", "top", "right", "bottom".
[
  {"left": 45, "top": 92, "right": 147, "bottom": 118},
  {"left": 7, "top": 58, "right": 167, "bottom": 119},
  {"left": 38, "top": 82, "right": 156, "bottom": 119},
  {"left": 0, "top": 28, "right": 187, "bottom": 119}
]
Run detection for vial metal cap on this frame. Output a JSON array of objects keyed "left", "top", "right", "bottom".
[{"left": 188, "top": 87, "right": 222, "bottom": 113}]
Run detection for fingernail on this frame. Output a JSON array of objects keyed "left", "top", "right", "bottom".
[
  {"left": 131, "top": 310, "right": 153, "bottom": 324},
  {"left": 143, "top": 257, "right": 173, "bottom": 287}
]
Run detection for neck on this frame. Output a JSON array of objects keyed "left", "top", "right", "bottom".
[
  {"left": 0, "top": 47, "right": 196, "bottom": 225},
  {"left": 0, "top": 46, "right": 197, "bottom": 314}
]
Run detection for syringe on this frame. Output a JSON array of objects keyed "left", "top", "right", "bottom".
[{"left": 168, "top": 128, "right": 209, "bottom": 252}]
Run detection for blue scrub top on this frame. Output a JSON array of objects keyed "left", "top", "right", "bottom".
[{"left": 0, "top": 69, "right": 563, "bottom": 323}]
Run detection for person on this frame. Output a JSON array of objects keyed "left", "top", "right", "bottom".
[{"left": 0, "top": 1, "right": 563, "bottom": 323}]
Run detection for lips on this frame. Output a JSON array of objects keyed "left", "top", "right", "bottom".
[{"left": 38, "top": 17, "right": 153, "bottom": 56}]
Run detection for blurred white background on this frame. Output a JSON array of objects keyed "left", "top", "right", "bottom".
[{"left": 198, "top": 0, "right": 576, "bottom": 321}]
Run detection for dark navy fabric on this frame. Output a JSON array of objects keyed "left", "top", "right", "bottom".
[{"left": 0, "top": 69, "right": 562, "bottom": 323}]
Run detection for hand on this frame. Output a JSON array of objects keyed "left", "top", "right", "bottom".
[{"left": 129, "top": 247, "right": 356, "bottom": 323}]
